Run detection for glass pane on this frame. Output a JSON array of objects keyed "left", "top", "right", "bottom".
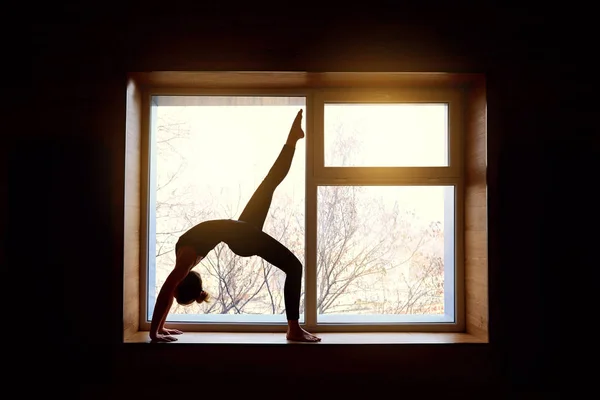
[
  {"left": 149, "top": 96, "right": 306, "bottom": 323},
  {"left": 317, "top": 185, "right": 454, "bottom": 323},
  {"left": 324, "top": 103, "right": 448, "bottom": 167}
]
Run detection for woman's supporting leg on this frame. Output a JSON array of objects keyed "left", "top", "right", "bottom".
[
  {"left": 253, "top": 231, "right": 320, "bottom": 342},
  {"left": 237, "top": 109, "right": 305, "bottom": 230}
]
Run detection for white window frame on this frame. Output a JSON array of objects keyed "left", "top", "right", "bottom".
[{"left": 138, "top": 87, "right": 465, "bottom": 333}]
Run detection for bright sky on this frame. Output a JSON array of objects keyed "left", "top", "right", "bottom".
[
  {"left": 158, "top": 104, "right": 306, "bottom": 219},
  {"left": 324, "top": 103, "right": 448, "bottom": 167},
  {"left": 154, "top": 98, "right": 449, "bottom": 224}
]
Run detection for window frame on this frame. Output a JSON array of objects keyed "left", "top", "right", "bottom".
[
  {"left": 135, "top": 82, "right": 469, "bottom": 335},
  {"left": 313, "top": 88, "right": 463, "bottom": 179}
]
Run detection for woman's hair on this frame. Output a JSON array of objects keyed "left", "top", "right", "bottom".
[{"left": 174, "top": 270, "right": 210, "bottom": 305}]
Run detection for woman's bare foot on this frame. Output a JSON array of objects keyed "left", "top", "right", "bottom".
[
  {"left": 286, "top": 109, "right": 305, "bottom": 146},
  {"left": 286, "top": 320, "right": 321, "bottom": 342}
]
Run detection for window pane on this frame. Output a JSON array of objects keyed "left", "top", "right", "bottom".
[
  {"left": 149, "top": 96, "right": 306, "bottom": 323},
  {"left": 317, "top": 185, "right": 454, "bottom": 323},
  {"left": 324, "top": 103, "right": 448, "bottom": 167}
]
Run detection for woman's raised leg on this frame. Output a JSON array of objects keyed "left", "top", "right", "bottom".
[{"left": 237, "top": 109, "right": 305, "bottom": 229}]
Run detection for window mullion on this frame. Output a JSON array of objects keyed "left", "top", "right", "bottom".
[{"left": 304, "top": 93, "right": 318, "bottom": 328}]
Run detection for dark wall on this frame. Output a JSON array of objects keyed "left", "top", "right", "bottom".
[{"left": 20, "top": 3, "right": 592, "bottom": 396}]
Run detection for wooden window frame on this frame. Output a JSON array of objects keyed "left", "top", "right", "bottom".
[{"left": 123, "top": 72, "right": 488, "bottom": 343}]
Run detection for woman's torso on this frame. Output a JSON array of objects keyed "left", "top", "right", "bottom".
[{"left": 176, "top": 219, "right": 261, "bottom": 257}]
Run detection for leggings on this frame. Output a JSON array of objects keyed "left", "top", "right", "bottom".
[{"left": 229, "top": 144, "right": 303, "bottom": 321}]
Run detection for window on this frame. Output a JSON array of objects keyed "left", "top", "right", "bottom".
[{"left": 125, "top": 72, "right": 487, "bottom": 341}]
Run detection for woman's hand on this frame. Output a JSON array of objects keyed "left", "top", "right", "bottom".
[{"left": 150, "top": 328, "right": 183, "bottom": 343}]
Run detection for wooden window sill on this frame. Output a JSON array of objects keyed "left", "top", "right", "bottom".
[{"left": 125, "top": 331, "right": 487, "bottom": 344}]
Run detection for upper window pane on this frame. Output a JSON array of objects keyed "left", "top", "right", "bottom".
[{"left": 324, "top": 103, "right": 448, "bottom": 167}]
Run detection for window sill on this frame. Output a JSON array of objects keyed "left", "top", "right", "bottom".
[{"left": 125, "top": 331, "right": 487, "bottom": 344}]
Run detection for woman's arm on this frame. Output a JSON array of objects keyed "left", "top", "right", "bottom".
[
  {"left": 149, "top": 272, "right": 181, "bottom": 342},
  {"left": 149, "top": 248, "right": 196, "bottom": 342}
]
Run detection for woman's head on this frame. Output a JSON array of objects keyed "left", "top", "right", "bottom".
[{"left": 175, "top": 270, "right": 210, "bottom": 305}]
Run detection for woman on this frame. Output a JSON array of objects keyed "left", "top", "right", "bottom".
[{"left": 150, "top": 109, "right": 321, "bottom": 343}]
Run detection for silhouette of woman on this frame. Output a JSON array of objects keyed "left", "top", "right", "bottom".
[{"left": 150, "top": 109, "right": 321, "bottom": 343}]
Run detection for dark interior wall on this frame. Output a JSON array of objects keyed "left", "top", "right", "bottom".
[{"left": 20, "top": 3, "right": 592, "bottom": 396}]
